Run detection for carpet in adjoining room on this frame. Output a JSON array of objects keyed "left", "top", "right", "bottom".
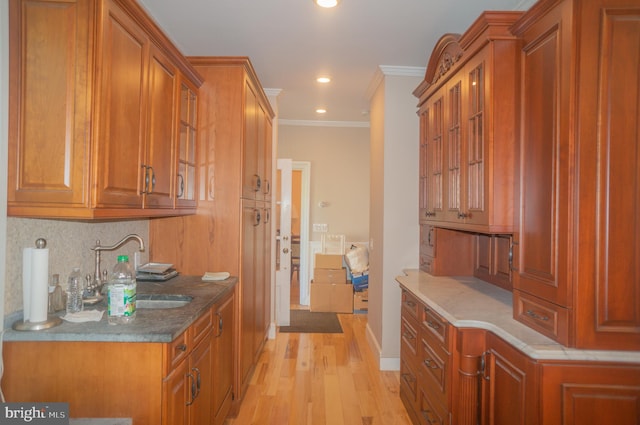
[{"left": 278, "top": 310, "right": 343, "bottom": 333}]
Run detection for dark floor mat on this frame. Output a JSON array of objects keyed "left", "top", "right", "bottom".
[{"left": 278, "top": 310, "right": 343, "bottom": 333}]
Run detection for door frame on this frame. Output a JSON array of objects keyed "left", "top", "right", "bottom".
[{"left": 293, "top": 161, "right": 311, "bottom": 306}]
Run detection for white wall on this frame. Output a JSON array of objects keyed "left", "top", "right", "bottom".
[
  {"left": 368, "top": 68, "right": 422, "bottom": 370},
  {"left": 278, "top": 125, "right": 370, "bottom": 242}
]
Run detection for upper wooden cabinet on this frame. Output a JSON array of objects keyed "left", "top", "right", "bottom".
[
  {"left": 511, "top": 0, "right": 640, "bottom": 350},
  {"left": 7, "top": 0, "right": 202, "bottom": 219},
  {"left": 414, "top": 12, "right": 522, "bottom": 234}
]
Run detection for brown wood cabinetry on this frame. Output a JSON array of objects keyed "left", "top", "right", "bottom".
[
  {"left": 480, "top": 333, "right": 539, "bottom": 425},
  {"left": 164, "top": 311, "right": 214, "bottom": 425},
  {"left": 400, "top": 289, "right": 455, "bottom": 425},
  {"left": 540, "top": 362, "right": 640, "bottom": 425},
  {"left": 212, "top": 290, "right": 235, "bottom": 425},
  {"left": 474, "top": 234, "right": 512, "bottom": 291},
  {"left": 1, "top": 292, "right": 235, "bottom": 425},
  {"left": 414, "top": 12, "right": 522, "bottom": 234},
  {"left": 419, "top": 224, "right": 474, "bottom": 276},
  {"left": 7, "top": 0, "right": 201, "bottom": 219},
  {"left": 511, "top": 0, "right": 640, "bottom": 350},
  {"left": 150, "top": 57, "right": 274, "bottom": 411},
  {"left": 400, "top": 286, "right": 640, "bottom": 425}
]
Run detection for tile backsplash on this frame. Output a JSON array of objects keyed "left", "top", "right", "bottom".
[{"left": 5, "top": 217, "right": 149, "bottom": 316}]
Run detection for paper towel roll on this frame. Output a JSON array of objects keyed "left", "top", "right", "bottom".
[
  {"left": 22, "top": 247, "right": 33, "bottom": 321},
  {"left": 22, "top": 246, "right": 49, "bottom": 323},
  {"left": 30, "top": 248, "right": 49, "bottom": 322}
]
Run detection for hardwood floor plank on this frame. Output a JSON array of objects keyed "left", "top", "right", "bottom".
[{"left": 225, "top": 312, "right": 412, "bottom": 425}]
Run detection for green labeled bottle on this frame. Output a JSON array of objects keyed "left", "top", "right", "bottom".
[{"left": 107, "top": 255, "right": 136, "bottom": 325}]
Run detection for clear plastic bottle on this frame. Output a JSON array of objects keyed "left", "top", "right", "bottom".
[
  {"left": 107, "top": 255, "right": 136, "bottom": 325},
  {"left": 66, "top": 268, "right": 84, "bottom": 314}
]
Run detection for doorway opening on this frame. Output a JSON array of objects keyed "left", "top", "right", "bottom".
[{"left": 275, "top": 160, "right": 311, "bottom": 324}]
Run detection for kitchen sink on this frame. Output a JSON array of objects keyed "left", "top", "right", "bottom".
[{"left": 136, "top": 294, "right": 193, "bottom": 309}]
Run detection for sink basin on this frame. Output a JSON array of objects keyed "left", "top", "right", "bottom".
[{"left": 136, "top": 294, "right": 193, "bottom": 309}]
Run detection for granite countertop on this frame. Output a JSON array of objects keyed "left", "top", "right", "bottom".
[
  {"left": 3, "top": 275, "right": 237, "bottom": 343},
  {"left": 396, "top": 269, "right": 640, "bottom": 364}
]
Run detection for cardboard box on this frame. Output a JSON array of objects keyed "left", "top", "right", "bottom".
[
  {"left": 315, "top": 253, "right": 343, "bottom": 269},
  {"left": 351, "top": 272, "right": 369, "bottom": 291},
  {"left": 313, "top": 268, "right": 347, "bottom": 284},
  {"left": 354, "top": 290, "right": 368, "bottom": 311},
  {"left": 310, "top": 282, "right": 353, "bottom": 313}
]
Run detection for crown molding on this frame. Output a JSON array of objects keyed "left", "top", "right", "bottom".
[{"left": 366, "top": 65, "right": 426, "bottom": 101}]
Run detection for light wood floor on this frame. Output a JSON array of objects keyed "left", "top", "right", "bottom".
[{"left": 225, "top": 275, "right": 412, "bottom": 424}]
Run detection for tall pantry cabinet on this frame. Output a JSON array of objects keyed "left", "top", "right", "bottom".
[
  {"left": 511, "top": 0, "right": 640, "bottom": 350},
  {"left": 149, "top": 57, "right": 274, "bottom": 411}
]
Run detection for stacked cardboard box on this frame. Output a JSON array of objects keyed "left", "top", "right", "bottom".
[
  {"left": 310, "top": 254, "right": 353, "bottom": 313},
  {"left": 353, "top": 289, "right": 368, "bottom": 311}
]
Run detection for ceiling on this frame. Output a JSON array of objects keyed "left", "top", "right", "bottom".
[{"left": 138, "top": 0, "right": 530, "bottom": 125}]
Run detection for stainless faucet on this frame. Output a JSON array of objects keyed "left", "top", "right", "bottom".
[{"left": 88, "top": 234, "right": 145, "bottom": 296}]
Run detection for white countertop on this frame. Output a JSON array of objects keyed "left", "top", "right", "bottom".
[{"left": 396, "top": 269, "right": 640, "bottom": 364}]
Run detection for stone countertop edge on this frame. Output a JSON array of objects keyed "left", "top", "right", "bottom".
[
  {"left": 396, "top": 269, "right": 640, "bottom": 364},
  {"left": 3, "top": 275, "right": 237, "bottom": 343}
]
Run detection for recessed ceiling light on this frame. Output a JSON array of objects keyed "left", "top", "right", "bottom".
[
  {"left": 316, "top": 108, "right": 327, "bottom": 114},
  {"left": 316, "top": 76, "right": 331, "bottom": 84},
  {"left": 314, "top": 0, "right": 340, "bottom": 8}
]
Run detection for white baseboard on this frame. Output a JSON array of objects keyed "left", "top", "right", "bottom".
[{"left": 365, "top": 322, "right": 400, "bottom": 371}]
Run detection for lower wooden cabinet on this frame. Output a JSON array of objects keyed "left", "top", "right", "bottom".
[
  {"left": 163, "top": 329, "right": 213, "bottom": 425},
  {"left": 400, "top": 289, "right": 454, "bottom": 425},
  {"left": 212, "top": 290, "right": 235, "bottom": 425},
  {"left": 480, "top": 333, "right": 538, "bottom": 425},
  {"left": 399, "top": 291, "right": 640, "bottom": 425},
  {"left": 2, "top": 292, "right": 235, "bottom": 425},
  {"left": 539, "top": 362, "right": 640, "bottom": 425}
]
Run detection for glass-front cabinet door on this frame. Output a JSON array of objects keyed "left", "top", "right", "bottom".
[{"left": 177, "top": 79, "right": 197, "bottom": 207}]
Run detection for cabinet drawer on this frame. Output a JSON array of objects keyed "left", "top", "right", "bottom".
[
  {"left": 191, "top": 307, "right": 213, "bottom": 347},
  {"left": 422, "top": 306, "right": 449, "bottom": 347},
  {"left": 514, "top": 290, "right": 569, "bottom": 345},
  {"left": 165, "top": 329, "right": 190, "bottom": 373},
  {"left": 418, "top": 384, "right": 447, "bottom": 425},
  {"left": 401, "top": 316, "right": 419, "bottom": 358},
  {"left": 402, "top": 289, "right": 420, "bottom": 320},
  {"left": 400, "top": 357, "right": 419, "bottom": 407},
  {"left": 419, "top": 334, "right": 449, "bottom": 405}
]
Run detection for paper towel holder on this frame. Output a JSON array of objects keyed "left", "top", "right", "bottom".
[
  {"left": 13, "top": 238, "right": 63, "bottom": 331},
  {"left": 13, "top": 316, "right": 62, "bottom": 331}
]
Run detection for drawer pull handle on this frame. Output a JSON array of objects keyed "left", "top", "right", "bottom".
[
  {"left": 401, "top": 373, "right": 416, "bottom": 383},
  {"left": 421, "top": 409, "right": 437, "bottom": 425},
  {"left": 177, "top": 344, "right": 187, "bottom": 352},
  {"left": 423, "top": 359, "right": 439, "bottom": 369},
  {"left": 426, "top": 319, "right": 441, "bottom": 330},
  {"left": 526, "top": 309, "right": 550, "bottom": 321},
  {"left": 402, "top": 331, "right": 415, "bottom": 340},
  {"left": 406, "top": 300, "right": 416, "bottom": 308}
]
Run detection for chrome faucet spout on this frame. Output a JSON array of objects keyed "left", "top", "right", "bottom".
[
  {"left": 88, "top": 234, "right": 145, "bottom": 296},
  {"left": 92, "top": 234, "right": 145, "bottom": 253}
]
